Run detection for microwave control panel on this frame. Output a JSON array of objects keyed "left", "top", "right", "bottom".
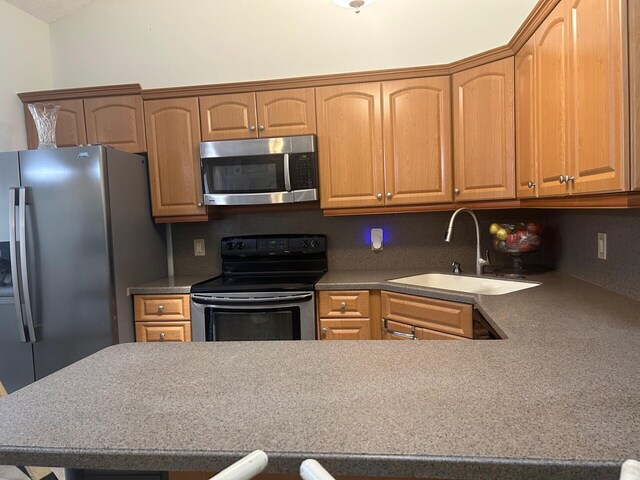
[{"left": 289, "top": 153, "right": 317, "bottom": 190}]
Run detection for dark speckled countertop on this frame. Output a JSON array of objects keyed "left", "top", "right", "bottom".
[{"left": 0, "top": 270, "right": 639, "bottom": 480}]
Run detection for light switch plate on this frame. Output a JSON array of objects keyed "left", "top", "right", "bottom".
[
  {"left": 597, "top": 232, "right": 607, "bottom": 260},
  {"left": 194, "top": 239, "right": 206, "bottom": 257}
]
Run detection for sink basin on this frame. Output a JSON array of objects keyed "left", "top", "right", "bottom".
[{"left": 388, "top": 273, "right": 540, "bottom": 296}]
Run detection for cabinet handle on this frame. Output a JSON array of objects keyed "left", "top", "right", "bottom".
[
  {"left": 527, "top": 181, "right": 536, "bottom": 188},
  {"left": 159, "top": 332, "right": 165, "bottom": 341},
  {"left": 249, "top": 125, "right": 256, "bottom": 131},
  {"left": 454, "top": 188, "right": 460, "bottom": 195},
  {"left": 568, "top": 176, "right": 575, "bottom": 183},
  {"left": 376, "top": 193, "right": 383, "bottom": 200},
  {"left": 386, "top": 192, "right": 392, "bottom": 199},
  {"left": 258, "top": 125, "right": 265, "bottom": 131},
  {"left": 559, "top": 175, "right": 566, "bottom": 184},
  {"left": 382, "top": 319, "right": 416, "bottom": 340},
  {"left": 197, "top": 202, "right": 203, "bottom": 207},
  {"left": 321, "top": 327, "right": 327, "bottom": 338},
  {"left": 157, "top": 305, "right": 164, "bottom": 313},
  {"left": 340, "top": 301, "right": 347, "bottom": 309}
]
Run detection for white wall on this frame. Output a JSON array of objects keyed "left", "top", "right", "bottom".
[
  {"left": 50, "top": 0, "right": 537, "bottom": 89},
  {"left": 0, "top": 0, "right": 52, "bottom": 151}
]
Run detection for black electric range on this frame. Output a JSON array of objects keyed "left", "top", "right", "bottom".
[{"left": 191, "top": 234, "right": 327, "bottom": 294}]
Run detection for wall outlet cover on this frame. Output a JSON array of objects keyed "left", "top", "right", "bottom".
[
  {"left": 371, "top": 228, "right": 383, "bottom": 251},
  {"left": 597, "top": 232, "right": 607, "bottom": 260},
  {"left": 194, "top": 239, "right": 206, "bottom": 257}
]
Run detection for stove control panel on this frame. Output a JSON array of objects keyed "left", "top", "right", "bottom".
[{"left": 221, "top": 235, "right": 326, "bottom": 256}]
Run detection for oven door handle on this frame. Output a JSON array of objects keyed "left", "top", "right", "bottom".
[{"left": 191, "top": 293, "right": 313, "bottom": 305}]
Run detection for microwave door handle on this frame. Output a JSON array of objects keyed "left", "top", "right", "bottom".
[
  {"left": 9, "top": 188, "right": 27, "bottom": 343},
  {"left": 18, "top": 187, "right": 36, "bottom": 343},
  {"left": 283, "top": 153, "right": 291, "bottom": 192}
]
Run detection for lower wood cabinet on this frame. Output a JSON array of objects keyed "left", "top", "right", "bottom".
[
  {"left": 318, "top": 289, "right": 489, "bottom": 341},
  {"left": 319, "top": 318, "right": 371, "bottom": 340},
  {"left": 318, "top": 290, "right": 372, "bottom": 340},
  {"left": 134, "top": 294, "right": 192, "bottom": 342}
]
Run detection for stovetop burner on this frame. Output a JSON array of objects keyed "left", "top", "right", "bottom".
[{"left": 191, "top": 234, "right": 327, "bottom": 294}]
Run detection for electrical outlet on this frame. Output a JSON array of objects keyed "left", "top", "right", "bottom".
[
  {"left": 194, "top": 239, "right": 205, "bottom": 257},
  {"left": 597, "top": 233, "right": 607, "bottom": 260}
]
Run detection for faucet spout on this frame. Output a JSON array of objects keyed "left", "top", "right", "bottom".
[{"left": 444, "top": 208, "right": 490, "bottom": 276}]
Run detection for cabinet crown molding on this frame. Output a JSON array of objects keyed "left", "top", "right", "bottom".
[{"left": 18, "top": 84, "right": 142, "bottom": 103}]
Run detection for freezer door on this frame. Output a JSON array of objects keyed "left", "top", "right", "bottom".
[
  {"left": 0, "top": 151, "right": 35, "bottom": 392},
  {"left": 19, "top": 147, "right": 114, "bottom": 380}
]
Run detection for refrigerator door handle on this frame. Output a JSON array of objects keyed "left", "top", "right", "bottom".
[
  {"left": 18, "top": 187, "right": 37, "bottom": 343},
  {"left": 9, "top": 187, "right": 27, "bottom": 343}
]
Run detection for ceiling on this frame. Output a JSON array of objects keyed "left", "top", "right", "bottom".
[{"left": 5, "top": 0, "right": 94, "bottom": 23}]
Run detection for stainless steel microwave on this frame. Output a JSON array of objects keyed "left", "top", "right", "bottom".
[{"left": 200, "top": 135, "right": 318, "bottom": 206}]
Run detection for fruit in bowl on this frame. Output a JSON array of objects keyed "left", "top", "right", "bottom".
[{"left": 489, "top": 222, "right": 542, "bottom": 254}]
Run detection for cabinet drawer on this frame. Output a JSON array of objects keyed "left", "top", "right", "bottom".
[
  {"left": 134, "top": 294, "right": 190, "bottom": 321},
  {"left": 318, "top": 290, "right": 369, "bottom": 318},
  {"left": 319, "top": 318, "right": 371, "bottom": 340},
  {"left": 135, "top": 321, "right": 191, "bottom": 342},
  {"left": 381, "top": 291, "right": 473, "bottom": 338},
  {"left": 382, "top": 319, "right": 466, "bottom": 341}
]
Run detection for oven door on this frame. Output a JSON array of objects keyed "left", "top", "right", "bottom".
[{"left": 191, "top": 291, "right": 316, "bottom": 341}]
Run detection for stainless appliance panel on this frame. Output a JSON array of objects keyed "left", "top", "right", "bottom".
[
  {"left": 200, "top": 135, "right": 315, "bottom": 158},
  {"left": 105, "top": 148, "right": 167, "bottom": 343},
  {"left": 0, "top": 151, "right": 35, "bottom": 392},
  {"left": 0, "top": 299, "right": 34, "bottom": 393},
  {"left": 20, "top": 147, "right": 113, "bottom": 380},
  {"left": 191, "top": 291, "right": 316, "bottom": 341}
]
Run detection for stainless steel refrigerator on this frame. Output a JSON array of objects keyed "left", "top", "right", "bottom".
[{"left": 0, "top": 146, "right": 168, "bottom": 393}]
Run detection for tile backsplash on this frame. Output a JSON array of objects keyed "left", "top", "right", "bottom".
[{"left": 172, "top": 209, "right": 552, "bottom": 277}]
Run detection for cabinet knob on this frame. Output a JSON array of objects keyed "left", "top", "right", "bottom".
[
  {"left": 340, "top": 301, "right": 347, "bottom": 309},
  {"left": 527, "top": 181, "right": 536, "bottom": 188},
  {"left": 454, "top": 188, "right": 460, "bottom": 195},
  {"left": 559, "top": 175, "right": 566, "bottom": 184},
  {"left": 258, "top": 125, "right": 265, "bottom": 131},
  {"left": 157, "top": 305, "right": 164, "bottom": 313},
  {"left": 249, "top": 125, "right": 256, "bottom": 131},
  {"left": 386, "top": 192, "right": 392, "bottom": 199},
  {"left": 197, "top": 202, "right": 203, "bottom": 207},
  {"left": 159, "top": 332, "right": 165, "bottom": 341},
  {"left": 321, "top": 327, "right": 327, "bottom": 338},
  {"left": 377, "top": 193, "right": 383, "bottom": 200},
  {"left": 568, "top": 176, "right": 575, "bottom": 183}
]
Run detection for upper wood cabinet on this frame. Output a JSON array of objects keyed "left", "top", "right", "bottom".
[
  {"left": 24, "top": 94, "right": 146, "bottom": 153},
  {"left": 515, "top": 38, "right": 537, "bottom": 198},
  {"left": 317, "top": 77, "right": 452, "bottom": 210},
  {"left": 144, "top": 97, "right": 206, "bottom": 218},
  {"left": 515, "top": 0, "right": 627, "bottom": 198},
  {"left": 452, "top": 57, "right": 516, "bottom": 202},
  {"left": 199, "top": 88, "right": 316, "bottom": 141},
  {"left": 566, "top": 0, "right": 626, "bottom": 194},
  {"left": 632, "top": 0, "right": 640, "bottom": 191},
  {"left": 84, "top": 95, "right": 146, "bottom": 153},
  {"left": 382, "top": 77, "right": 452, "bottom": 205},
  {"left": 25, "top": 99, "right": 87, "bottom": 149},
  {"left": 535, "top": 2, "right": 570, "bottom": 197},
  {"left": 316, "top": 82, "right": 384, "bottom": 209}
]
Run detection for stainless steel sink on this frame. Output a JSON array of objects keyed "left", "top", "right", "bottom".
[{"left": 388, "top": 273, "right": 540, "bottom": 295}]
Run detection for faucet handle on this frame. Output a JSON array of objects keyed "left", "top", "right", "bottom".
[
  {"left": 452, "top": 261, "right": 462, "bottom": 274},
  {"left": 479, "top": 250, "right": 491, "bottom": 266}
]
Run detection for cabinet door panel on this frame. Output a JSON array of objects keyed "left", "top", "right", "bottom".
[
  {"left": 84, "top": 95, "right": 146, "bottom": 153},
  {"left": 256, "top": 88, "right": 316, "bottom": 137},
  {"left": 25, "top": 99, "right": 87, "bottom": 149},
  {"left": 316, "top": 83, "right": 384, "bottom": 209},
  {"left": 535, "top": 5, "right": 570, "bottom": 197},
  {"left": 383, "top": 77, "right": 452, "bottom": 205},
  {"left": 200, "top": 93, "right": 257, "bottom": 141},
  {"left": 515, "top": 39, "right": 538, "bottom": 198},
  {"left": 632, "top": 0, "right": 640, "bottom": 191},
  {"left": 319, "top": 318, "right": 371, "bottom": 340},
  {"left": 144, "top": 97, "right": 206, "bottom": 217},
  {"left": 567, "top": 0, "right": 626, "bottom": 194},
  {"left": 452, "top": 58, "right": 515, "bottom": 201}
]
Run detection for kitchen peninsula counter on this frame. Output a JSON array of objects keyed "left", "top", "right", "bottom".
[{"left": 1, "top": 271, "right": 639, "bottom": 480}]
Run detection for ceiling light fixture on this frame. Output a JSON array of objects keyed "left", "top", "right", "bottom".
[{"left": 332, "top": 0, "right": 376, "bottom": 14}]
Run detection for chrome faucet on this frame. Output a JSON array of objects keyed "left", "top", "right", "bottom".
[{"left": 444, "top": 208, "right": 491, "bottom": 276}]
